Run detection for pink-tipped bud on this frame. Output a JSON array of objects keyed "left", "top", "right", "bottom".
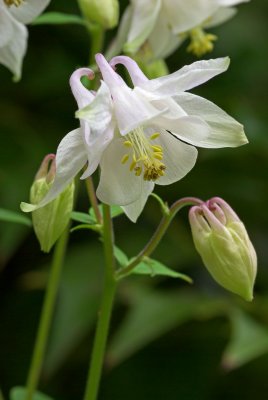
[
  {"left": 30, "top": 155, "right": 74, "bottom": 253},
  {"left": 189, "top": 197, "right": 257, "bottom": 301}
]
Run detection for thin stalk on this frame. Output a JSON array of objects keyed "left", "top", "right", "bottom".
[
  {"left": 85, "top": 176, "right": 103, "bottom": 224},
  {"left": 116, "top": 197, "right": 203, "bottom": 279},
  {"left": 25, "top": 229, "right": 69, "bottom": 400},
  {"left": 83, "top": 204, "right": 116, "bottom": 400}
]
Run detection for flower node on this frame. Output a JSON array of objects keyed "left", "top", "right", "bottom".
[{"left": 121, "top": 127, "right": 166, "bottom": 181}]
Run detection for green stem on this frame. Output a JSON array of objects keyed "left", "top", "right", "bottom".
[
  {"left": 116, "top": 197, "right": 203, "bottom": 280},
  {"left": 25, "top": 229, "right": 69, "bottom": 400},
  {"left": 83, "top": 204, "right": 116, "bottom": 400},
  {"left": 88, "top": 24, "right": 105, "bottom": 66},
  {"left": 85, "top": 176, "right": 103, "bottom": 224}
]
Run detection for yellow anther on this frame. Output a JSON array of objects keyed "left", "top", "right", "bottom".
[
  {"left": 151, "top": 145, "right": 162, "bottom": 152},
  {"left": 134, "top": 166, "right": 142, "bottom": 176},
  {"left": 153, "top": 153, "right": 163, "bottom": 160},
  {"left": 123, "top": 141, "right": 133, "bottom": 147},
  {"left": 121, "top": 154, "right": 129, "bottom": 164},
  {"left": 130, "top": 160, "right": 137, "bottom": 171},
  {"left": 150, "top": 132, "right": 160, "bottom": 140}
]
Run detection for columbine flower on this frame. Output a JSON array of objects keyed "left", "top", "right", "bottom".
[
  {"left": 113, "top": 0, "right": 249, "bottom": 59},
  {"left": 189, "top": 197, "right": 257, "bottom": 301},
  {"left": 21, "top": 54, "right": 247, "bottom": 222},
  {"left": 0, "top": 0, "right": 50, "bottom": 79}
]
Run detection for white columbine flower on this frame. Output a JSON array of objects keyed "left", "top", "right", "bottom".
[
  {"left": 114, "top": 0, "right": 249, "bottom": 59},
  {"left": 21, "top": 54, "right": 247, "bottom": 222},
  {"left": 0, "top": 0, "right": 50, "bottom": 79}
]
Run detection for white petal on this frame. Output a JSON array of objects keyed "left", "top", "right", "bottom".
[
  {"left": 0, "top": 14, "right": 27, "bottom": 80},
  {"left": 122, "top": 181, "right": 154, "bottom": 222},
  {"left": 205, "top": 7, "right": 237, "bottom": 28},
  {"left": 21, "top": 129, "right": 86, "bottom": 212},
  {"left": 144, "top": 128, "right": 198, "bottom": 185},
  {"left": 69, "top": 68, "right": 95, "bottom": 108},
  {"left": 155, "top": 115, "right": 211, "bottom": 147},
  {"left": 0, "top": 5, "right": 14, "bottom": 46},
  {"left": 217, "top": 0, "right": 249, "bottom": 6},
  {"left": 97, "top": 138, "right": 145, "bottom": 206},
  {"left": 163, "top": 0, "right": 218, "bottom": 34},
  {"left": 10, "top": 0, "right": 50, "bottom": 24},
  {"left": 139, "top": 57, "right": 230, "bottom": 98},
  {"left": 148, "top": 12, "right": 182, "bottom": 59},
  {"left": 174, "top": 92, "right": 248, "bottom": 147},
  {"left": 124, "top": 0, "right": 161, "bottom": 53}
]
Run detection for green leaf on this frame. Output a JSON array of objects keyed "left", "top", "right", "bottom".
[
  {"left": 107, "top": 286, "right": 227, "bottom": 367},
  {"left": 89, "top": 204, "right": 124, "bottom": 223},
  {"left": 71, "top": 211, "right": 95, "bottom": 224},
  {"left": 222, "top": 309, "right": 268, "bottom": 370},
  {"left": 114, "top": 246, "right": 129, "bottom": 267},
  {"left": 0, "top": 208, "right": 32, "bottom": 227},
  {"left": 32, "top": 12, "right": 85, "bottom": 26},
  {"left": 71, "top": 223, "right": 102, "bottom": 233},
  {"left": 131, "top": 258, "right": 193, "bottom": 283},
  {"left": 10, "top": 387, "right": 54, "bottom": 400}
]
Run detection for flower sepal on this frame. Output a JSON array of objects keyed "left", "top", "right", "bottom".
[
  {"left": 189, "top": 197, "right": 257, "bottom": 301},
  {"left": 29, "top": 154, "right": 75, "bottom": 253}
]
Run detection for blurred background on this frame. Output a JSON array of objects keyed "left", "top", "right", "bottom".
[{"left": 1, "top": 0, "right": 268, "bottom": 399}]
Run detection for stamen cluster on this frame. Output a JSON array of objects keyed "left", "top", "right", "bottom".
[{"left": 121, "top": 128, "right": 166, "bottom": 181}]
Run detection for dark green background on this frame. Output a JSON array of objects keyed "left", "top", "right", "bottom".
[{"left": 1, "top": 0, "right": 268, "bottom": 399}]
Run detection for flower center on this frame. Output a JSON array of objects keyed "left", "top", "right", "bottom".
[
  {"left": 121, "top": 127, "right": 166, "bottom": 181},
  {"left": 4, "top": 0, "right": 24, "bottom": 6},
  {"left": 187, "top": 27, "right": 217, "bottom": 57}
]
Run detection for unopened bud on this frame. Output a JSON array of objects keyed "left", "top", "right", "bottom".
[
  {"left": 78, "top": 0, "right": 119, "bottom": 29},
  {"left": 30, "top": 154, "right": 74, "bottom": 253},
  {"left": 189, "top": 197, "right": 257, "bottom": 301}
]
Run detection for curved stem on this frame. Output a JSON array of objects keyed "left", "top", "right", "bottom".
[
  {"left": 25, "top": 228, "right": 69, "bottom": 400},
  {"left": 83, "top": 204, "right": 116, "bottom": 400},
  {"left": 116, "top": 197, "right": 203, "bottom": 280}
]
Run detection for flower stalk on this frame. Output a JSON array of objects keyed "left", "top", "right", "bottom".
[
  {"left": 25, "top": 228, "right": 69, "bottom": 400},
  {"left": 116, "top": 197, "right": 203, "bottom": 280},
  {"left": 83, "top": 204, "right": 117, "bottom": 400}
]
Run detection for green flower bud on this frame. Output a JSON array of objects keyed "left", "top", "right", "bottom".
[
  {"left": 78, "top": 0, "right": 119, "bottom": 29},
  {"left": 30, "top": 154, "right": 74, "bottom": 253},
  {"left": 189, "top": 197, "right": 257, "bottom": 301}
]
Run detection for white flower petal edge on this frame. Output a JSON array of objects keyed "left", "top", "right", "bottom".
[
  {"left": 96, "top": 138, "right": 150, "bottom": 206},
  {"left": 174, "top": 93, "right": 248, "bottom": 147},
  {"left": 122, "top": 181, "right": 154, "bottom": 222},
  {"left": 163, "top": 0, "right": 218, "bottom": 35},
  {"left": 10, "top": 0, "right": 51, "bottom": 24},
  {"left": 205, "top": 7, "right": 237, "bottom": 29},
  {"left": 137, "top": 57, "right": 230, "bottom": 97},
  {"left": 21, "top": 128, "right": 87, "bottom": 212},
  {"left": 1, "top": 0, "right": 50, "bottom": 79},
  {"left": 0, "top": 6, "right": 27, "bottom": 79}
]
